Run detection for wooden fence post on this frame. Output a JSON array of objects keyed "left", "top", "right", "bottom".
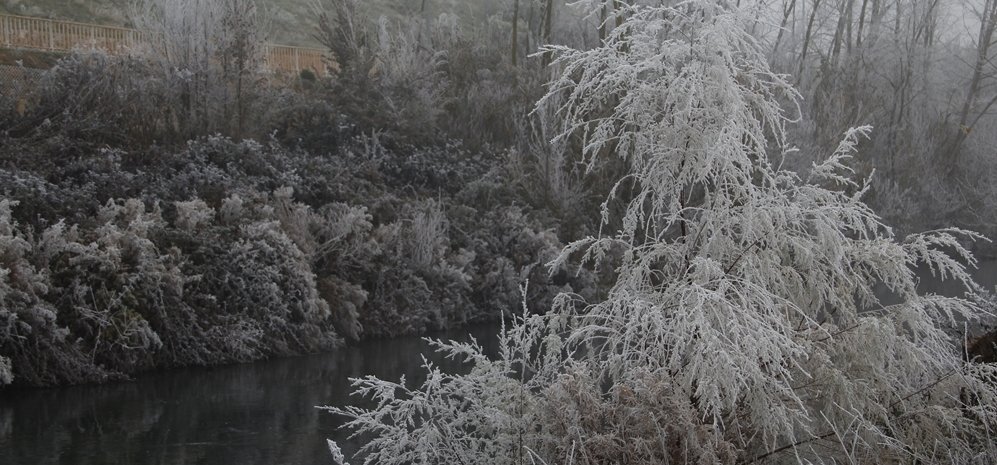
[
  {"left": 0, "top": 15, "right": 8, "bottom": 47},
  {"left": 46, "top": 18, "right": 53, "bottom": 50}
]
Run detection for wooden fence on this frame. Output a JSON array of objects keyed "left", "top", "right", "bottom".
[
  {"left": 265, "top": 44, "right": 326, "bottom": 76},
  {"left": 0, "top": 14, "right": 326, "bottom": 75}
]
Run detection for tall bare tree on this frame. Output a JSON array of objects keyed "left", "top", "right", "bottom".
[
  {"left": 541, "top": 0, "right": 555, "bottom": 67},
  {"left": 512, "top": 0, "right": 520, "bottom": 66},
  {"left": 950, "top": 0, "right": 997, "bottom": 161},
  {"left": 131, "top": 0, "right": 269, "bottom": 138}
]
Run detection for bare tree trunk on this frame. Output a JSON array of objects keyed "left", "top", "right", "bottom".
[
  {"left": 541, "top": 0, "right": 555, "bottom": 68},
  {"left": 526, "top": 0, "right": 535, "bottom": 63},
  {"left": 511, "top": 0, "right": 520, "bottom": 66},
  {"left": 885, "top": 57, "right": 912, "bottom": 177},
  {"left": 599, "top": 0, "right": 608, "bottom": 41},
  {"left": 951, "top": 0, "right": 997, "bottom": 162},
  {"left": 828, "top": 0, "right": 849, "bottom": 67},
  {"left": 918, "top": 0, "right": 940, "bottom": 48},
  {"left": 844, "top": 0, "right": 855, "bottom": 55},
  {"left": 798, "top": 0, "right": 823, "bottom": 80},
  {"left": 749, "top": 0, "right": 766, "bottom": 36},
  {"left": 866, "top": 0, "right": 885, "bottom": 48},
  {"left": 893, "top": 0, "right": 902, "bottom": 36},
  {"left": 772, "top": 0, "right": 797, "bottom": 59},
  {"left": 855, "top": 0, "right": 869, "bottom": 49}
]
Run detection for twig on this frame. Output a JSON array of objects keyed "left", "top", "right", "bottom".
[
  {"left": 726, "top": 239, "right": 763, "bottom": 275},
  {"left": 745, "top": 430, "right": 836, "bottom": 464}
]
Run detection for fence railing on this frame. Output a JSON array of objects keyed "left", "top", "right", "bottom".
[
  {"left": 264, "top": 44, "right": 326, "bottom": 77},
  {"left": 0, "top": 14, "right": 326, "bottom": 75}
]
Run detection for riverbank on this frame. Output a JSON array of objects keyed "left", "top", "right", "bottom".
[
  {"left": 0, "top": 24, "right": 600, "bottom": 387},
  {"left": 0, "top": 122, "right": 595, "bottom": 387}
]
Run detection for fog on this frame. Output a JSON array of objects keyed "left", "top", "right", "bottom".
[{"left": 2, "top": 1, "right": 997, "bottom": 464}]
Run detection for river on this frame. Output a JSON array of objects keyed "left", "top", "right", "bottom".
[
  {"left": 2, "top": 261, "right": 997, "bottom": 465},
  {"left": 0, "top": 325, "right": 501, "bottom": 465}
]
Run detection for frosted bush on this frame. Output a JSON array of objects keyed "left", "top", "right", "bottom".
[
  {"left": 271, "top": 186, "right": 318, "bottom": 256},
  {"left": 175, "top": 199, "right": 216, "bottom": 231},
  {"left": 12, "top": 51, "right": 166, "bottom": 145},
  {"left": 374, "top": 15, "right": 450, "bottom": 131},
  {"left": 0, "top": 198, "right": 170, "bottom": 385},
  {"left": 142, "top": 136, "right": 305, "bottom": 204},
  {"left": 354, "top": 201, "right": 478, "bottom": 336},
  {"left": 166, "top": 191, "right": 343, "bottom": 359},
  {"left": 311, "top": 203, "right": 375, "bottom": 263},
  {"left": 48, "top": 199, "right": 172, "bottom": 370},
  {"left": 196, "top": 213, "right": 338, "bottom": 356},
  {"left": 318, "top": 275, "right": 368, "bottom": 342},
  {"left": 313, "top": 0, "right": 527, "bottom": 146},
  {"left": 0, "top": 188, "right": 352, "bottom": 385},
  {"left": 219, "top": 194, "right": 247, "bottom": 225},
  {"left": 515, "top": 99, "right": 586, "bottom": 222},
  {"left": 327, "top": 2, "right": 997, "bottom": 464},
  {"left": 406, "top": 200, "right": 449, "bottom": 271},
  {"left": 131, "top": 0, "right": 271, "bottom": 138},
  {"left": 451, "top": 202, "right": 582, "bottom": 319},
  {"left": 0, "top": 356, "right": 12, "bottom": 385}
]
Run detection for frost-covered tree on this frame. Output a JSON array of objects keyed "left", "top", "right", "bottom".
[
  {"left": 326, "top": 1, "right": 997, "bottom": 464},
  {"left": 130, "top": 0, "right": 270, "bottom": 138}
]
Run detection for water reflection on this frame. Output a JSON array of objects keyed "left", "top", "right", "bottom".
[{"left": 0, "top": 325, "right": 500, "bottom": 465}]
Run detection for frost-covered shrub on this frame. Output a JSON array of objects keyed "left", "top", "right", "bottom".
[
  {"left": 507, "top": 91, "right": 615, "bottom": 240},
  {"left": 314, "top": 0, "right": 443, "bottom": 141},
  {"left": 43, "top": 199, "right": 172, "bottom": 372},
  {"left": 313, "top": 0, "right": 531, "bottom": 147},
  {"left": 175, "top": 199, "right": 216, "bottom": 231},
  {"left": 0, "top": 135, "right": 310, "bottom": 231},
  {"left": 0, "top": 43, "right": 290, "bottom": 149},
  {"left": 358, "top": 203, "right": 473, "bottom": 337},
  {"left": 405, "top": 201, "right": 449, "bottom": 271},
  {"left": 0, "top": 199, "right": 104, "bottom": 386},
  {"left": 377, "top": 140, "right": 496, "bottom": 194},
  {"left": 318, "top": 275, "right": 367, "bottom": 343},
  {"left": 448, "top": 174, "right": 597, "bottom": 320},
  {"left": 165, "top": 191, "right": 344, "bottom": 358},
  {"left": 266, "top": 188, "right": 375, "bottom": 342},
  {"left": 0, "top": 36, "right": 599, "bottom": 384},
  {"left": 0, "top": 167, "right": 96, "bottom": 230},
  {"left": 348, "top": 190, "right": 583, "bottom": 338},
  {"left": 0, "top": 198, "right": 169, "bottom": 385},
  {"left": 372, "top": 15, "right": 451, "bottom": 137},
  {"left": 1, "top": 51, "right": 163, "bottom": 146},
  {"left": 214, "top": 220, "right": 336, "bottom": 355},
  {"left": 148, "top": 136, "right": 306, "bottom": 204},
  {"left": 327, "top": 2, "right": 997, "bottom": 464},
  {"left": 0, "top": 356, "right": 12, "bottom": 385},
  {"left": 0, "top": 188, "right": 354, "bottom": 385},
  {"left": 131, "top": 0, "right": 275, "bottom": 139}
]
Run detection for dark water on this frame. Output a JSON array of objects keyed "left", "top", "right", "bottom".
[{"left": 0, "top": 325, "right": 501, "bottom": 465}]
